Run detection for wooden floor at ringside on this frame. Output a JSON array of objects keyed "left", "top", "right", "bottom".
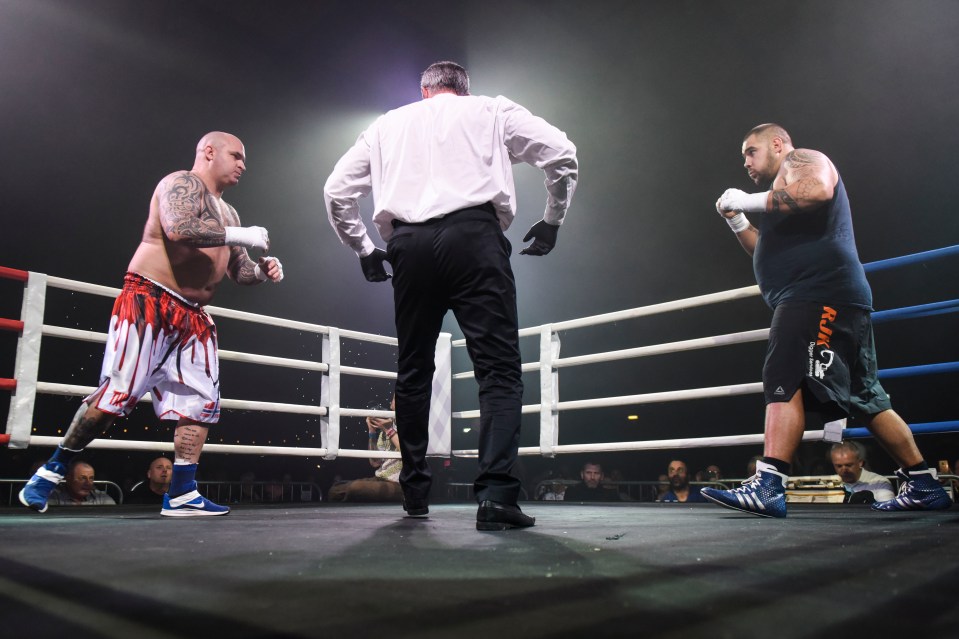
[{"left": 2, "top": 501, "right": 957, "bottom": 638}]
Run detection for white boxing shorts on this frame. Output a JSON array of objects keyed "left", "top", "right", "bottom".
[{"left": 86, "top": 272, "right": 221, "bottom": 423}]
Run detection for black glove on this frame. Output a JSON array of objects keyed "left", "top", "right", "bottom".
[
  {"left": 360, "top": 248, "right": 391, "bottom": 282},
  {"left": 845, "top": 490, "right": 875, "bottom": 505},
  {"left": 520, "top": 219, "right": 559, "bottom": 256}
]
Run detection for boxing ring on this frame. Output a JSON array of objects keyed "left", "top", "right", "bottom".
[
  {"left": 3, "top": 249, "right": 959, "bottom": 639},
  {"left": 2, "top": 244, "right": 958, "bottom": 464}
]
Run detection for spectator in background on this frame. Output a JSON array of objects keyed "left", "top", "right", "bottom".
[
  {"left": 745, "top": 455, "right": 763, "bottom": 479},
  {"left": 538, "top": 481, "right": 567, "bottom": 501},
  {"left": 563, "top": 461, "right": 620, "bottom": 502},
  {"left": 328, "top": 396, "right": 403, "bottom": 503},
  {"left": 653, "top": 473, "right": 670, "bottom": 502},
  {"left": 830, "top": 441, "right": 895, "bottom": 504},
  {"left": 696, "top": 464, "right": 723, "bottom": 484},
  {"left": 605, "top": 467, "right": 632, "bottom": 501},
  {"left": 126, "top": 456, "right": 173, "bottom": 505},
  {"left": 948, "top": 460, "right": 959, "bottom": 500},
  {"left": 658, "top": 460, "right": 707, "bottom": 503},
  {"left": 238, "top": 471, "right": 257, "bottom": 502},
  {"left": 533, "top": 466, "right": 569, "bottom": 501},
  {"left": 47, "top": 461, "right": 116, "bottom": 506}
]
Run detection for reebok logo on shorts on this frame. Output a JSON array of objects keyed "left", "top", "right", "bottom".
[{"left": 774, "top": 386, "right": 785, "bottom": 395}]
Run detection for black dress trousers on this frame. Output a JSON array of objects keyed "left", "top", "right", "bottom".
[{"left": 387, "top": 203, "right": 524, "bottom": 505}]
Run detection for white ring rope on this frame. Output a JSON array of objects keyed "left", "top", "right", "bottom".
[
  {"left": 452, "top": 328, "right": 770, "bottom": 380},
  {"left": 3, "top": 246, "right": 953, "bottom": 458}
]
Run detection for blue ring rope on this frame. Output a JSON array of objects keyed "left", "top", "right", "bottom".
[
  {"left": 826, "top": 247, "right": 959, "bottom": 438},
  {"left": 878, "top": 361, "right": 959, "bottom": 379},
  {"left": 844, "top": 421, "right": 959, "bottom": 438},
  {"left": 863, "top": 244, "right": 959, "bottom": 273},
  {"left": 872, "top": 299, "right": 959, "bottom": 324}
]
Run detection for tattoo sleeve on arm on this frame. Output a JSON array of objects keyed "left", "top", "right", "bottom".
[
  {"left": 771, "top": 149, "right": 828, "bottom": 213},
  {"left": 159, "top": 173, "right": 227, "bottom": 246},
  {"left": 232, "top": 250, "right": 260, "bottom": 285},
  {"left": 223, "top": 201, "right": 261, "bottom": 285},
  {"left": 770, "top": 189, "right": 802, "bottom": 213}
]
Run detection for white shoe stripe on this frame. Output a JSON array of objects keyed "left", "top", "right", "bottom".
[
  {"left": 168, "top": 490, "right": 201, "bottom": 508},
  {"left": 35, "top": 467, "right": 64, "bottom": 483}
]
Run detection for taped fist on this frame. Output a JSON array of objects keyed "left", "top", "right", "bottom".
[
  {"left": 225, "top": 225, "right": 270, "bottom": 252},
  {"left": 254, "top": 256, "right": 284, "bottom": 283},
  {"left": 716, "top": 188, "right": 768, "bottom": 214}
]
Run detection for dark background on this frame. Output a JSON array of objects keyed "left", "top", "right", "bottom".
[{"left": 1, "top": 0, "right": 957, "bottom": 497}]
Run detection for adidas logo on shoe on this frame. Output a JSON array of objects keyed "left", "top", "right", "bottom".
[
  {"left": 871, "top": 468, "right": 952, "bottom": 512},
  {"left": 701, "top": 461, "right": 788, "bottom": 519}
]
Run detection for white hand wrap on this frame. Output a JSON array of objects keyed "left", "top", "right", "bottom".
[
  {"left": 725, "top": 212, "right": 751, "bottom": 233},
  {"left": 225, "top": 226, "right": 269, "bottom": 251},
  {"left": 718, "top": 188, "right": 769, "bottom": 213},
  {"left": 254, "top": 257, "right": 284, "bottom": 282}
]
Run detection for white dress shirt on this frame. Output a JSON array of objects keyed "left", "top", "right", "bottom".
[
  {"left": 844, "top": 468, "right": 896, "bottom": 502},
  {"left": 324, "top": 93, "right": 578, "bottom": 257}
]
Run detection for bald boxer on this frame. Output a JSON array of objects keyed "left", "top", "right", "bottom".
[
  {"left": 700, "top": 123, "right": 950, "bottom": 517},
  {"left": 20, "top": 131, "right": 283, "bottom": 517}
]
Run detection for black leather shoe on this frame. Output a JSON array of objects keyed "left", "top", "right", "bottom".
[
  {"left": 476, "top": 500, "right": 535, "bottom": 531},
  {"left": 403, "top": 499, "right": 429, "bottom": 517}
]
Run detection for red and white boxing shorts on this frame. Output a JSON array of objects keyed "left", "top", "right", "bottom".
[{"left": 86, "top": 272, "right": 221, "bottom": 423}]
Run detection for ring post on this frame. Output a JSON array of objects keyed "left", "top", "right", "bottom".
[
  {"left": 427, "top": 332, "right": 452, "bottom": 456},
  {"left": 6, "top": 272, "right": 46, "bottom": 449},
  {"left": 539, "top": 325, "right": 560, "bottom": 457},
  {"left": 321, "top": 327, "right": 340, "bottom": 460}
]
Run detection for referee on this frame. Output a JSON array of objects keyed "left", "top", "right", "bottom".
[{"left": 325, "top": 61, "right": 578, "bottom": 530}]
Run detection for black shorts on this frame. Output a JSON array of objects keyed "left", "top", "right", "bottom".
[{"left": 763, "top": 302, "right": 891, "bottom": 422}]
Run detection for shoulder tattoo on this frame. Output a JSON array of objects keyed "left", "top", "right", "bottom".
[{"left": 159, "top": 172, "right": 226, "bottom": 246}]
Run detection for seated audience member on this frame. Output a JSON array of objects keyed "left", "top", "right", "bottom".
[
  {"left": 126, "top": 456, "right": 173, "bottom": 505},
  {"left": 745, "top": 455, "right": 763, "bottom": 478},
  {"left": 264, "top": 474, "right": 292, "bottom": 502},
  {"left": 605, "top": 467, "right": 633, "bottom": 501},
  {"left": 239, "top": 471, "right": 258, "bottom": 502},
  {"left": 695, "top": 464, "right": 723, "bottom": 484},
  {"left": 47, "top": 460, "right": 116, "bottom": 506},
  {"left": 829, "top": 441, "right": 895, "bottom": 504},
  {"left": 658, "top": 459, "right": 706, "bottom": 503},
  {"left": 537, "top": 478, "right": 568, "bottom": 501},
  {"left": 653, "top": 473, "right": 670, "bottom": 502},
  {"left": 562, "top": 461, "right": 620, "bottom": 502},
  {"left": 328, "top": 397, "right": 403, "bottom": 502},
  {"left": 948, "top": 460, "right": 959, "bottom": 500}
]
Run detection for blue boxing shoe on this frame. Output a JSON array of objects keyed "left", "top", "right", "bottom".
[
  {"left": 701, "top": 461, "right": 788, "bottom": 519},
  {"left": 18, "top": 462, "right": 65, "bottom": 513},
  {"left": 871, "top": 468, "right": 952, "bottom": 512},
  {"left": 161, "top": 490, "right": 230, "bottom": 517}
]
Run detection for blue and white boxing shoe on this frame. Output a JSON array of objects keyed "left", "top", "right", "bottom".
[
  {"left": 871, "top": 468, "right": 952, "bottom": 512},
  {"left": 700, "top": 461, "right": 788, "bottom": 519},
  {"left": 161, "top": 490, "right": 230, "bottom": 517},
  {"left": 18, "top": 462, "right": 66, "bottom": 513}
]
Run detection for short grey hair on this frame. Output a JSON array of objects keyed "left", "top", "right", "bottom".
[
  {"left": 420, "top": 61, "right": 469, "bottom": 96},
  {"left": 829, "top": 440, "right": 866, "bottom": 461}
]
